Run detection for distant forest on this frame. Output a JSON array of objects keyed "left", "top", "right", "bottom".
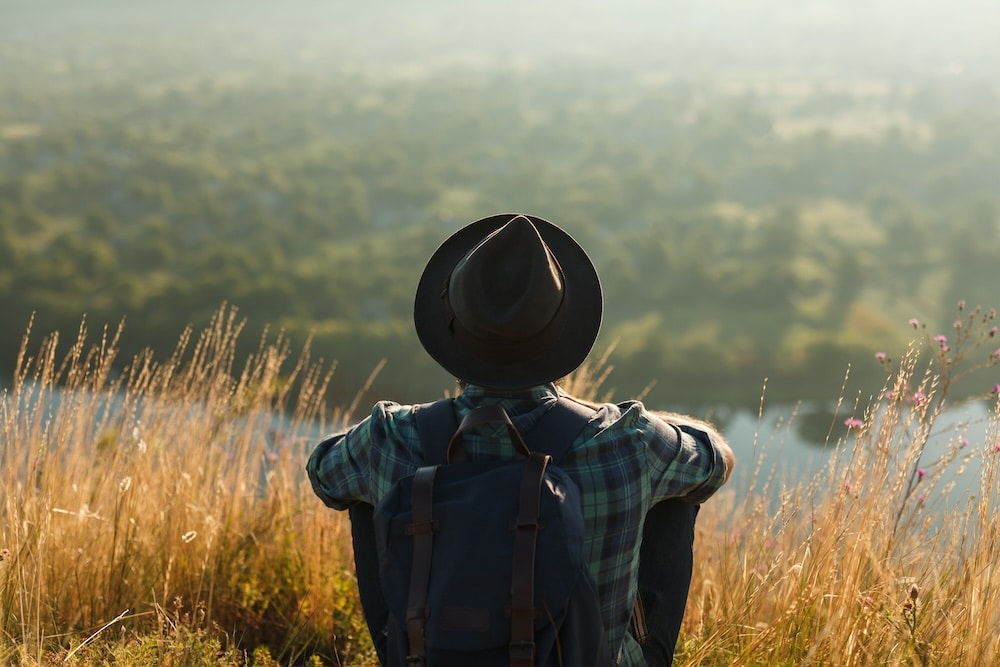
[{"left": 2, "top": 1, "right": 1000, "bottom": 410}]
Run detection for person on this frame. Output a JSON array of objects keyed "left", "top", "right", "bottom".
[
  {"left": 307, "top": 213, "right": 734, "bottom": 666},
  {"left": 635, "top": 411, "right": 729, "bottom": 667}
]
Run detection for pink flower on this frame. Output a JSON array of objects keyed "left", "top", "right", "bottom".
[
  {"left": 992, "top": 348, "right": 1000, "bottom": 359},
  {"left": 917, "top": 468, "right": 926, "bottom": 479},
  {"left": 960, "top": 439, "right": 969, "bottom": 449},
  {"left": 909, "top": 318, "right": 920, "bottom": 329},
  {"left": 990, "top": 326, "right": 998, "bottom": 337},
  {"left": 844, "top": 418, "right": 864, "bottom": 429},
  {"left": 912, "top": 391, "right": 926, "bottom": 406},
  {"left": 884, "top": 390, "right": 895, "bottom": 401},
  {"left": 992, "top": 384, "right": 1000, "bottom": 394},
  {"left": 875, "top": 352, "right": 887, "bottom": 362},
  {"left": 917, "top": 494, "right": 926, "bottom": 505},
  {"left": 934, "top": 334, "right": 948, "bottom": 345}
]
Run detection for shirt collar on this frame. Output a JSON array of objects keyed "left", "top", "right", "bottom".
[
  {"left": 456, "top": 383, "right": 562, "bottom": 441},
  {"left": 461, "top": 383, "right": 560, "bottom": 401}
]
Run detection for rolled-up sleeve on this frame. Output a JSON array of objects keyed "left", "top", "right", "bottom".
[
  {"left": 645, "top": 415, "right": 728, "bottom": 505},
  {"left": 307, "top": 430, "right": 354, "bottom": 510},
  {"left": 306, "top": 402, "right": 388, "bottom": 510},
  {"left": 306, "top": 400, "right": 422, "bottom": 510}
]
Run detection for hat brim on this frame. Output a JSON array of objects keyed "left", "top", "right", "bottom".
[{"left": 414, "top": 213, "right": 603, "bottom": 389}]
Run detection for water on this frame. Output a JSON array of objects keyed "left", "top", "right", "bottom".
[
  {"left": 4, "top": 379, "right": 995, "bottom": 507},
  {"left": 712, "top": 399, "right": 997, "bottom": 502}
]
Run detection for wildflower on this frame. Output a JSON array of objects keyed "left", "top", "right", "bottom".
[
  {"left": 844, "top": 479, "right": 852, "bottom": 493},
  {"left": 992, "top": 348, "right": 1000, "bottom": 359},
  {"left": 909, "top": 318, "right": 920, "bottom": 329},
  {"left": 995, "top": 442, "right": 1000, "bottom": 453},
  {"left": 862, "top": 595, "right": 873, "bottom": 608},
  {"left": 884, "top": 390, "right": 895, "bottom": 401},
  {"left": 917, "top": 494, "right": 926, "bottom": 505},
  {"left": 960, "top": 439, "right": 969, "bottom": 449},
  {"left": 875, "top": 351, "right": 887, "bottom": 362},
  {"left": 958, "top": 299, "right": 966, "bottom": 311},
  {"left": 993, "top": 384, "right": 1000, "bottom": 394},
  {"left": 917, "top": 468, "right": 926, "bottom": 480},
  {"left": 934, "top": 334, "right": 948, "bottom": 345},
  {"left": 844, "top": 417, "right": 864, "bottom": 429},
  {"left": 991, "top": 326, "right": 998, "bottom": 337},
  {"left": 911, "top": 391, "right": 926, "bottom": 406},
  {"left": 954, "top": 319, "right": 962, "bottom": 329}
]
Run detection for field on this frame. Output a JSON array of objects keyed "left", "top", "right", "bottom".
[{"left": 2, "top": 305, "right": 999, "bottom": 666}]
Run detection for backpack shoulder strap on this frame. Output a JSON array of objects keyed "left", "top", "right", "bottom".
[
  {"left": 414, "top": 395, "right": 596, "bottom": 464},
  {"left": 524, "top": 397, "right": 596, "bottom": 462},
  {"left": 413, "top": 398, "right": 458, "bottom": 465}
]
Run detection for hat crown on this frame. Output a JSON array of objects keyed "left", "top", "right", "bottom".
[
  {"left": 413, "top": 213, "right": 602, "bottom": 389},
  {"left": 447, "top": 216, "right": 564, "bottom": 341}
]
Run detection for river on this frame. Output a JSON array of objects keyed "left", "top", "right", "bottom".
[
  {"left": 709, "top": 398, "right": 997, "bottom": 502},
  {"left": 4, "top": 380, "right": 996, "bottom": 506}
]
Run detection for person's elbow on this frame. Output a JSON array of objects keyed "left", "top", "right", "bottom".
[{"left": 718, "top": 439, "right": 735, "bottom": 484}]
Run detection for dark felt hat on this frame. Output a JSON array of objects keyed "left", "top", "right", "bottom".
[{"left": 413, "top": 213, "right": 603, "bottom": 389}]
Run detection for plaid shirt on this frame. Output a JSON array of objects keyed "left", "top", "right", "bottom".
[{"left": 307, "top": 383, "right": 728, "bottom": 665}]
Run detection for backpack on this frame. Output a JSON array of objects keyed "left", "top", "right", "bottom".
[{"left": 372, "top": 397, "right": 610, "bottom": 667}]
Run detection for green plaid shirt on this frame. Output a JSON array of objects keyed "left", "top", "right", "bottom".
[{"left": 307, "top": 383, "right": 727, "bottom": 665}]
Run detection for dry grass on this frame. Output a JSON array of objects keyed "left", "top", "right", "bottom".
[
  {"left": 1, "top": 303, "right": 998, "bottom": 666},
  {"left": 1, "top": 306, "right": 377, "bottom": 666},
  {"left": 675, "top": 305, "right": 1000, "bottom": 667}
]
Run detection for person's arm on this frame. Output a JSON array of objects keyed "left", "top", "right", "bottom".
[
  {"left": 635, "top": 411, "right": 732, "bottom": 666},
  {"left": 655, "top": 411, "right": 735, "bottom": 483},
  {"left": 306, "top": 402, "right": 421, "bottom": 665},
  {"left": 306, "top": 401, "right": 412, "bottom": 509},
  {"left": 306, "top": 429, "right": 369, "bottom": 510}
]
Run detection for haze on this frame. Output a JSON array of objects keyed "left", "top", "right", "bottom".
[{"left": 6, "top": 0, "right": 1000, "bottom": 82}]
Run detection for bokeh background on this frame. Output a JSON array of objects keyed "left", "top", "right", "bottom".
[{"left": 3, "top": 0, "right": 999, "bottom": 418}]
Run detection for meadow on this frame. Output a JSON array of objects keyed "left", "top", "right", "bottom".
[
  {"left": 4, "top": 2, "right": 1000, "bottom": 664},
  {"left": 2, "top": 303, "right": 998, "bottom": 666}
]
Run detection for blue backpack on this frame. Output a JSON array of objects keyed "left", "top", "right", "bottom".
[{"left": 372, "top": 397, "right": 610, "bottom": 667}]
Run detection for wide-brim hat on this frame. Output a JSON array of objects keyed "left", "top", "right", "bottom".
[{"left": 414, "top": 213, "right": 603, "bottom": 389}]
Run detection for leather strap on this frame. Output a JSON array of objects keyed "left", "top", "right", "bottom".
[
  {"left": 413, "top": 400, "right": 457, "bottom": 466},
  {"left": 447, "top": 404, "right": 531, "bottom": 462},
  {"left": 509, "top": 451, "right": 549, "bottom": 667},
  {"left": 631, "top": 593, "right": 649, "bottom": 645},
  {"left": 414, "top": 395, "right": 596, "bottom": 465},
  {"left": 404, "top": 465, "right": 439, "bottom": 665},
  {"left": 524, "top": 396, "right": 595, "bottom": 460}
]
